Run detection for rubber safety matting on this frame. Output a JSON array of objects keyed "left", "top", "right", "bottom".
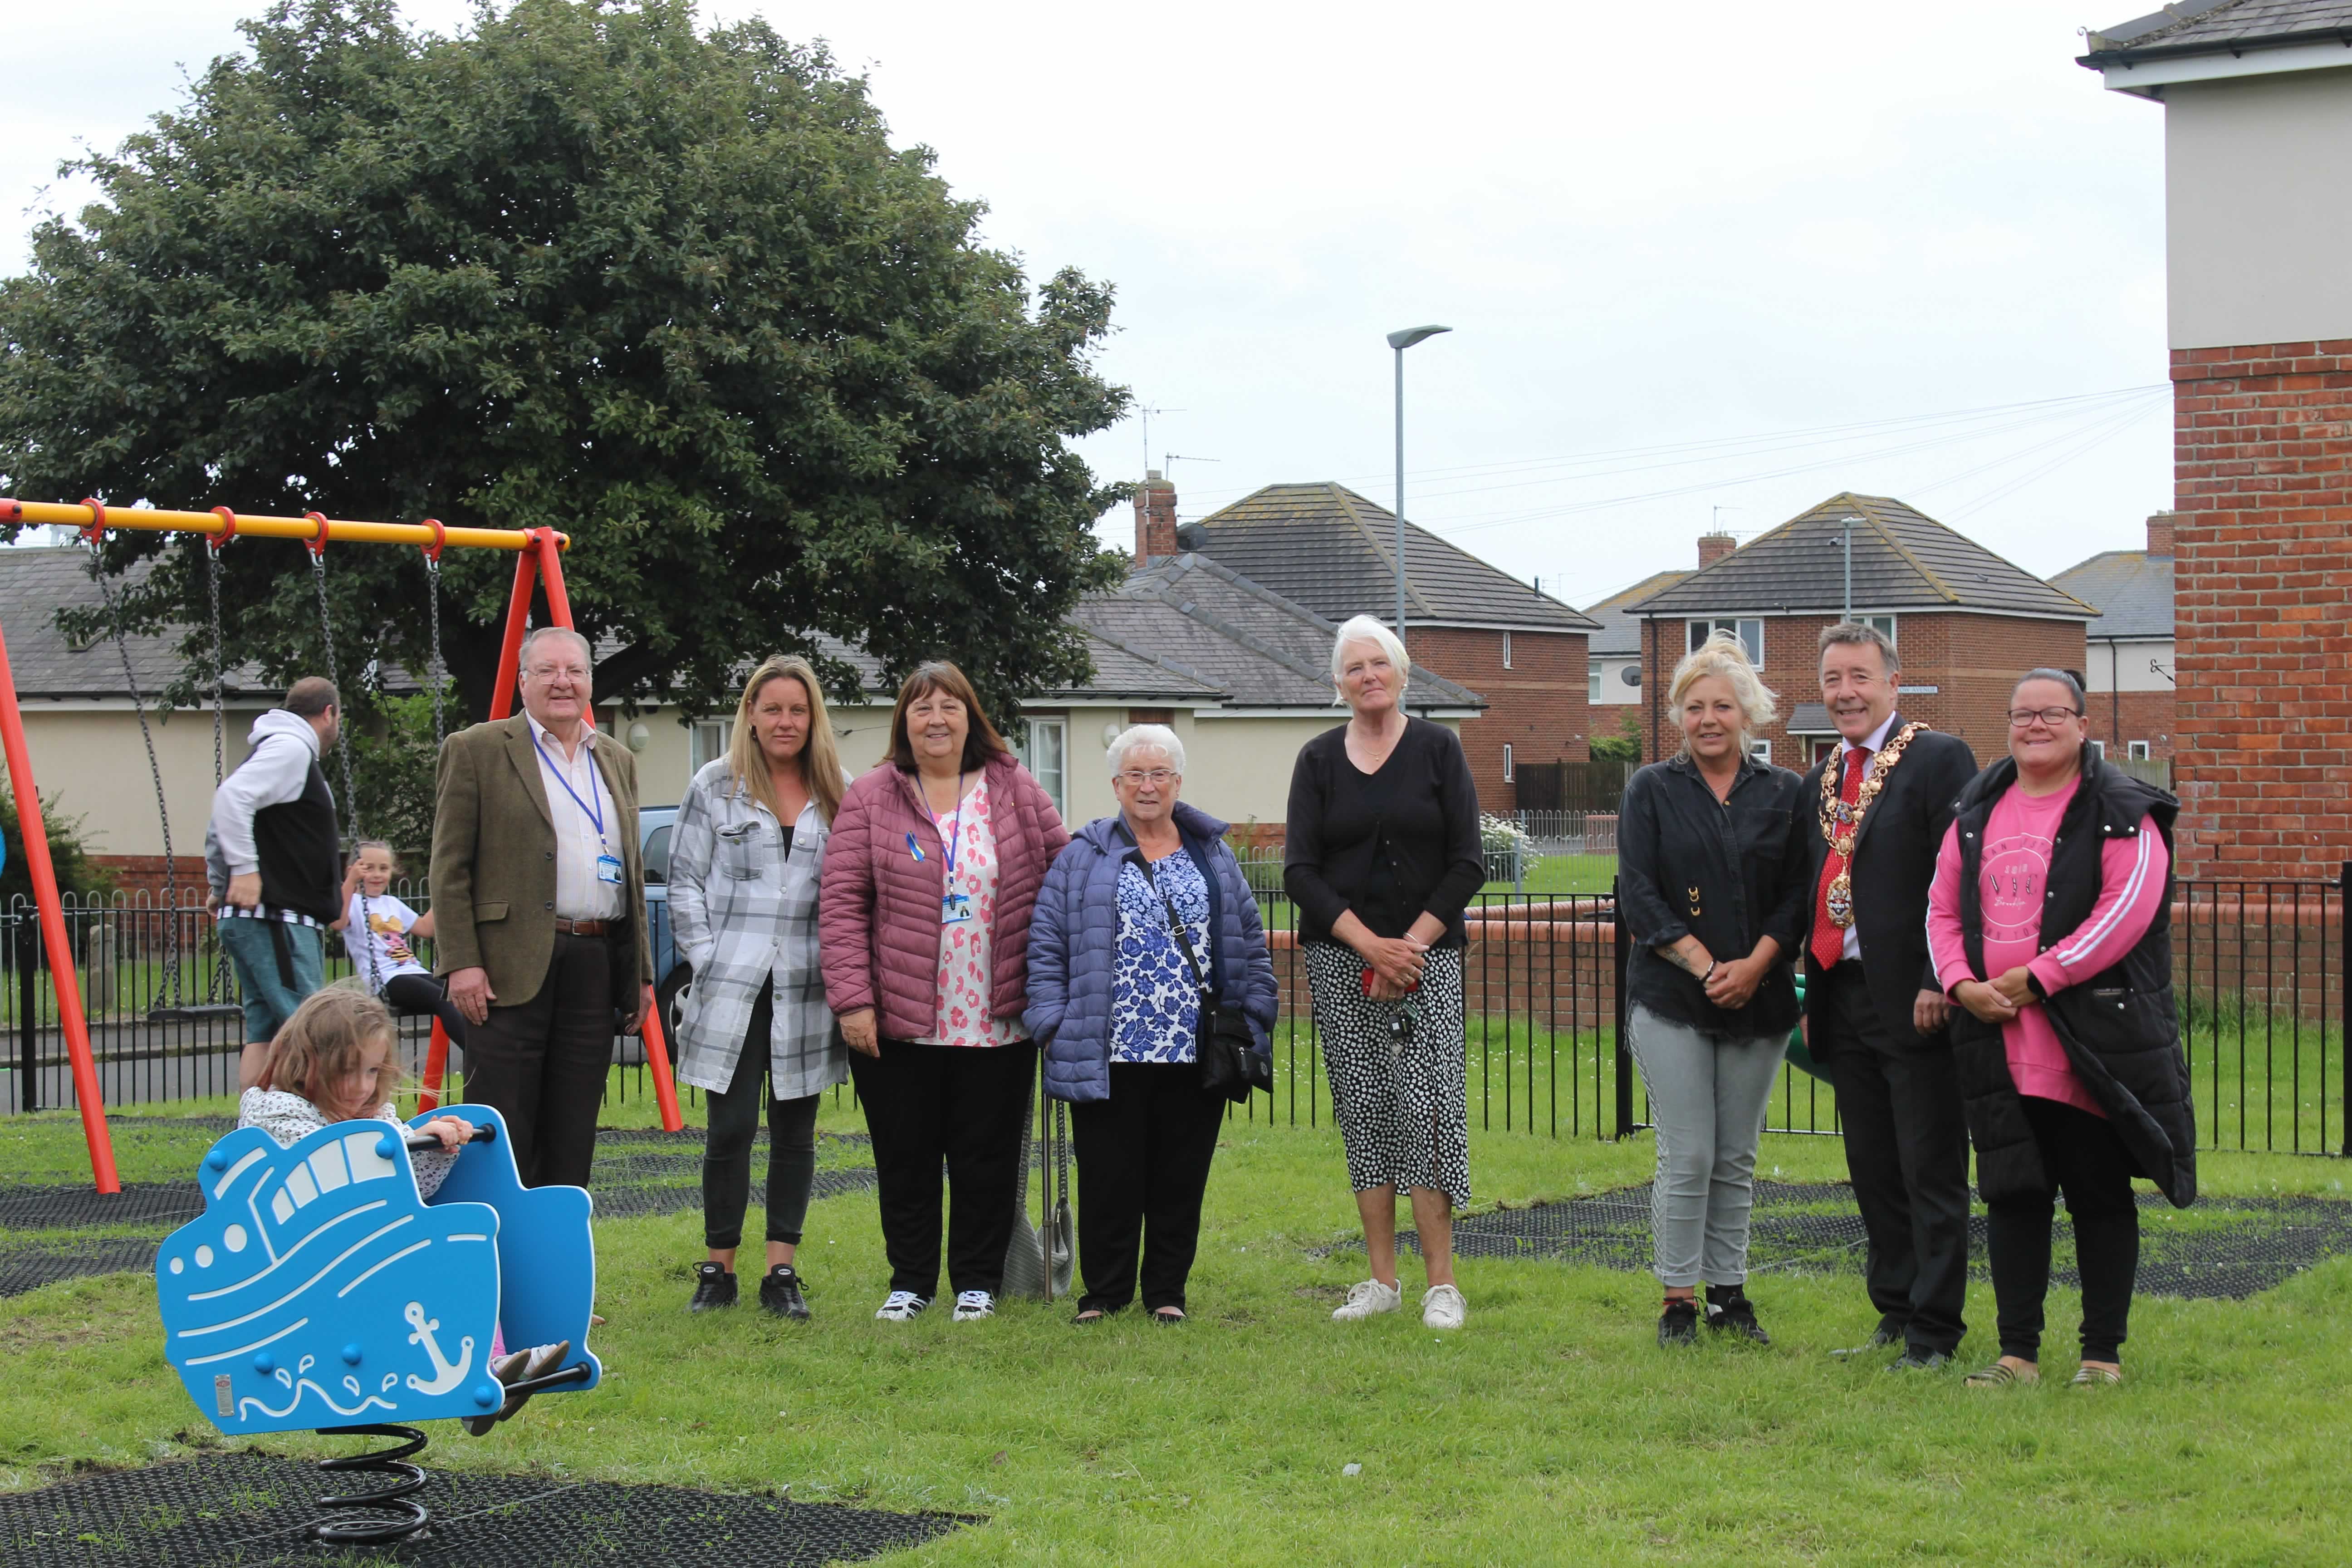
[
  {"left": 0, "top": 1450, "right": 975, "bottom": 1567},
  {"left": 1391, "top": 1180, "right": 2352, "bottom": 1300}
]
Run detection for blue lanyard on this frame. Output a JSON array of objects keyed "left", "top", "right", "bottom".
[
  {"left": 931, "top": 774, "right": 968, "bottom": 881},
  {"left": 534, "top": 732, "right": 608, "bottom": 843}
]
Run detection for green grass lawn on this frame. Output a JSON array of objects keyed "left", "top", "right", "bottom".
[{"left": 5, "top": 1101, "right": 2351, "bottom": 1564}]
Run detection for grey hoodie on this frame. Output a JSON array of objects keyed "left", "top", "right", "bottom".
[{"left": 205, "top": 710, "right": 324, "bottom": 898}]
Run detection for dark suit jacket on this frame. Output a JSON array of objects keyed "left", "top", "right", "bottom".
[
  {"left": 429, "top": 714, "right": 652, "bottom": 1010},
  {"left": 1797, "top": 714, "right": 1978, "bottom": 1052}
]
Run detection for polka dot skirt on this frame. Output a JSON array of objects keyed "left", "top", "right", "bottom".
[{"left": 1303, "top": 941, "right": 1471, "bottom": 1209}]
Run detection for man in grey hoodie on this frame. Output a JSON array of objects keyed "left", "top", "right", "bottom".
[{"left": 206, "top": 677, "right": 344, "bottom": 1087}]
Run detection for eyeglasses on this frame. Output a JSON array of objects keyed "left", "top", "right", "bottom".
[
  {"left": 1115, "top": 769, "right": 1177, "bottom": 786},
  {"left": 2006, "top": 707, "right": 2082, "bottom": 728}
]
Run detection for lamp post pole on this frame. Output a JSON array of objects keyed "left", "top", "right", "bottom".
[
  {"left": 1386, "top": 325, "right": 1452, "bottom": 639},
  {"left": 1839, "top": 514, "right": 1861, "bottom": 622}
]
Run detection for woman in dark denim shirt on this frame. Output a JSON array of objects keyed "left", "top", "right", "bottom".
[{"left": 1618, "top": 632, "right": 1810, "bottom": 1348}]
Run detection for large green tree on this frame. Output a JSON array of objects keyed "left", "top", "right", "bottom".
[{"left": 0, "top": 0, "right": 1127, "bottom": 725}]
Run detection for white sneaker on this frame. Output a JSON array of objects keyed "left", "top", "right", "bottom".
[
  {"left": 1422, "top": 1283, "right": 1468, "bottom": 1330},
  {"left": 951, "top": 1289, "right": 996, "bottom": 1321},
  {"left": 874, "top": 1290, "right": 930, "bottom": 1321},
  {"left": 1331, "top": 1279, "right": 1402, "bottom": 1322}
]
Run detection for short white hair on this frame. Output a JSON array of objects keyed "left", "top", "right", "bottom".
[
  {"left": 1329, "top": 614, "right": 1410, "bottom": 696},
  {"left": 1107, "top": 723, "right": 1186, "bottom": 776},
  {"left": 519, "top": 625, "right": 593, "bottom": 672}
]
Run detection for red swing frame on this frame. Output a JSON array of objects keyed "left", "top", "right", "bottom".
[{"left": 0, "top": 499, "right": 684, "bottom": 1192}]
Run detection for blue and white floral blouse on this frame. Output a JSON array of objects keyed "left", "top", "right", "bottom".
[{"left": 1111, "top": 851, "right": 1211, "bottom": 1064}]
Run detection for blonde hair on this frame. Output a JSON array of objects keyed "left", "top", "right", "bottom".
[
  {"left": 259, "top": 989, "right": 401, "bottom": 1120},
  {"left": 726, "top": 656, "right": 846, "bottom": 825},
  {"left": 1669, "top": 631, "right": 1779, "bottom": 755},
  {"left": 1329, "top": 614, "right": 1411, "bottom": 703}
]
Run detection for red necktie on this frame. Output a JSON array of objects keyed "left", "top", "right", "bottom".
[{"left": 1810, "top": 748, "right": 1865, "bottom": 971}]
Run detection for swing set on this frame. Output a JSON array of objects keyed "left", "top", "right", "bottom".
[{"left": 0, "top": 498, "right": 685, "bottom": 1193}]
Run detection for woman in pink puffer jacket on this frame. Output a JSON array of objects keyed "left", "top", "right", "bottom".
[{"left": 819, "top": 661, "right": 1068, "bottom": 1323}]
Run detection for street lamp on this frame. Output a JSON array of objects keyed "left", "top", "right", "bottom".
[
  {"left": 1387, "top": 324, "right": 1452, "bottom": 639},
  {"left": 1835, "top": 514, "right": 1863, "bottom": 622}
]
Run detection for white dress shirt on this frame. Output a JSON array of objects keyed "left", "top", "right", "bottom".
[
  {"left": 1835, "top": 709, "right": 1900, "bottom": 963},
  {"left": 528, "top": 712, "right": 626, "bottom": 921}
]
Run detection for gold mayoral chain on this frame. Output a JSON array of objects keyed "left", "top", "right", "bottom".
[{"left": 1817, "top": 721, "right": 1929, "bottom": 929}]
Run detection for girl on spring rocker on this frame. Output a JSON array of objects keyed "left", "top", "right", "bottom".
[
  {"left": 238, "top": 988, "right": 568, "bottom": 1433},
  {"left": 332, "top": 840, "right": 469, "bottom": 1049}
]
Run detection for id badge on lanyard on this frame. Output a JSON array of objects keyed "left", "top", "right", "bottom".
[
  {"left": 928, "top": 774, "right": 974, "bottom": 924},
  {"left": 595, "top": 852, "right": 624, "bottom": 887}
]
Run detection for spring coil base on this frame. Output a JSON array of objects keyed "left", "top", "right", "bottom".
[{"left": 311, "top": 1423, "right": 431, "bottom": 1547}]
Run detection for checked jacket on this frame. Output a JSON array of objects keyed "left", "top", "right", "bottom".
[{"left": 667, "top": 759, "right": 847, "bottom": 1100}]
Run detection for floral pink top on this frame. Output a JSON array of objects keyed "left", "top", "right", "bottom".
[{"left": 916, "top": 774, "right": 1027, "bottom": 1049}]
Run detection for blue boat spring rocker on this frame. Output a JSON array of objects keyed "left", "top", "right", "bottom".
[{"left": 156, "top": 1104, "right": 600, "bottom": 1546}]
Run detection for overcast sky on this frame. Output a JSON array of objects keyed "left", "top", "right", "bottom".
[{"left": 1, "top": 0, "right": 2171, "bottom": 607}]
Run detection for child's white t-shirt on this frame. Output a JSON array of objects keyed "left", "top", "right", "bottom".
[{"left": 346, "top": 892, "right": 430, "bottom": 990}]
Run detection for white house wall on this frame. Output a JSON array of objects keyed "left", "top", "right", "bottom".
[
  {"left": 2082, "top": 639, "right": 2176, "bottom": 695},
  {"left": 13, "top": 704, "right": 270, "bottom": 861},
  {"left": 2162, "top": 67, "right": 2352, "bottom": 349}
]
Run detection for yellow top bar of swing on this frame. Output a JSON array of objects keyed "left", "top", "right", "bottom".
[{"left": 0, "top": 500, "right": 568, "bottom": 553}]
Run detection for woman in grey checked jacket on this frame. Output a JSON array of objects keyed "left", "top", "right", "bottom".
[{"left": 671, "top": 655, "right": 853, "bottom": 1320}]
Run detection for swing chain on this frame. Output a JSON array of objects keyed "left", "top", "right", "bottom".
[
  {"left": 306, "top": 531, "right": 387, "bottom": 999},
  {"left": 79, "top": 521, "right": 185, "bottom": 1009},
  {"left": 423, "top": 553, "right": 446, "bottom": 750},
  {"left": 203, "top": 532, "right": 236, "bottom": 1006}
]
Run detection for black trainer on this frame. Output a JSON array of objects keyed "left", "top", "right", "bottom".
[
  {"left": 759, "top": 1264, "right": 810, "bottom": 1320},
  {"left": 1658, "top": 1297, "right": 1700, "bottom": 1347},
  {"left": 688, "top": 1261, "right": 738, "bottom": 1313},
  {"left": 1705, "top": 1284, "right": 1770, "bottom": 1345}
]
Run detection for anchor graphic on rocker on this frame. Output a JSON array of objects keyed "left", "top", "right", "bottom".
[{"left": 403, "top": 1301, "right": 474, "bottom": 1395}]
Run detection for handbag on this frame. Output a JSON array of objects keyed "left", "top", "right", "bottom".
[{"left": 1128, "top": 846, "right": 1272, "bottom": 1104}]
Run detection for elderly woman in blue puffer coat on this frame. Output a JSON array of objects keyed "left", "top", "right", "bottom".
[{"left": 1025, "top": 724, "right": 1278, "bottom": 1324}]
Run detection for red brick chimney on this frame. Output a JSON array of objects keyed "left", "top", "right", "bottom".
[
  {"left": 2146, "top": 511, "right": 2175, "bottom": 556},
  {"left": 1697, "top": 533, "right": 1737, "bottom": 568},
  {"left": 1134, "top": 470, "right": 1179, "bottom": 564}
]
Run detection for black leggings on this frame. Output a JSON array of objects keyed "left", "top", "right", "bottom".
[
  {"left": 383, "top": 971, "right": 468, "bottom": 1049},
  {"left": 702, "top": 986, "right": 823, "bottom": 1251},
  {"left": 1985, "top": 1096, "right": 2141, "bottom": 1364}
]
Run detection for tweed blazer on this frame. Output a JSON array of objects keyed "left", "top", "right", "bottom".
[
  {"left": 667, "top": 759, "right": 846, "bottom": 1099},
  {"left": 818, "top": 752, "right": 1068, "bottom": 1042},
  {"left": 429, "top": 714, "right": 652, "bottom": 1009}
]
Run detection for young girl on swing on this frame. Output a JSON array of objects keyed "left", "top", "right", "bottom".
[
  {"left": 332, "top": 840, "right": 468, "bottom": 1048},
  {"left": 237, "top": 988, "right": 569, "bottom": 1433}
]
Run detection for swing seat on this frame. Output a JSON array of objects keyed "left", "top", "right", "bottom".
[
  {"left": 156, "top": 1103, "right": 600, "bottom": 1437},
  {"left": 145, "top": 1002, "right": 248, "bottom": 1024}
]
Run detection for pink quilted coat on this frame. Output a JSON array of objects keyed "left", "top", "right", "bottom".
[{"left": 818, "top": 752, "right": 1070, "bottom": 1043}]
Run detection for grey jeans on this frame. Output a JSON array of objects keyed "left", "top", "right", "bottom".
[{"left": 1627, "top": 1004, "right": 1785, "bottom": 1289}]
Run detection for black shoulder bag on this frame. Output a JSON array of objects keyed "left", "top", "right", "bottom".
[{"left": 1126, "top": 846, "right": 1271, "bottom": 1103}]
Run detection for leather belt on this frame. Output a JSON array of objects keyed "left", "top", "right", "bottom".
[{"left": 552, "top": 916, "right": 618, "bottom": 936}]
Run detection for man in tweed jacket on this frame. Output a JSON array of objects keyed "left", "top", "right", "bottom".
[{"left": 431, "top": 627, "right": 652, "bottom": 1189}]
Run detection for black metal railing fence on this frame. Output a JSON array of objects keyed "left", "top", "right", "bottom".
[{"left": 4, "top": 871, "right": 2344, "bottom": 1158}]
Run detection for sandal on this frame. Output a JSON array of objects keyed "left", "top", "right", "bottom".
[
  {"left": 2070, "top": 1364, "right": 2123, "bottom": 1387},
  {"left": 1150, "top": 1307, "right": 1186, "bottom": 1324},
  {"left": 1964, "top": 1360, "right": 2040, "bottom": 1387},
  {"left": 1071, "top": 1308, "right": 1110, "bottom": 1326}
]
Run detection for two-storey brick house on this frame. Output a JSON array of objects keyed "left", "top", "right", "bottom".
[
  {"left": 1173, "top": 479, "right": 1598, "bottom": 811},
  {"left": 1626, "top": 493, "right": 2097, "bottom": 769}
]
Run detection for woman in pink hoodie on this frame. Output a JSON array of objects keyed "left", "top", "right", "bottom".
[{"left": 819, "top": 662, "right": 1068, "bottom": 1323}]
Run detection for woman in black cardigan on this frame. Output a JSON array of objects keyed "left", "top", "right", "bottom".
[{"left": 1285, "top": 616, "right": 1484, "bottom": 1332}]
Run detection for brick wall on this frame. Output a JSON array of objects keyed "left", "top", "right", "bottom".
[
  {"left": 1406, "top": 627, "right": 1590, "bottom": 813},
  {"left": 1637, "top": 611, "right": 2087, "bottom": 771},
  {"left": 2171, "top": 340, "right": 2352, "bottom": 879},
  {"left": 2082, "top": 690, "right": 2176, "bottom": 760},
  {"left": 89, "top": 856, "right": 213, "bottom": 905}
]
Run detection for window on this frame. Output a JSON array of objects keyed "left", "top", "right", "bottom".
[
  {"left": 1501, "top": 631, "right": 1513, "bottom": 669},
  {"left": 1588, "top": 666, "right": 1602, "bottom": 703},
  {"left": 640, "top": 824, "right": 671, "bottom": 886},
  {"left": 1747, "top": 740, "right": 1771, "bottom": 765},
  {"left": 2090, "top": 740, "right": 2107, "bottom": 760},
  {"left": 2127, "top": 740, "right": 2151, "bottom": 760},
  {"left": 1687, "top": 617, "right": 1763, "bottom": 666},
  {"left": 1016, "top": 717, "right": 1067, "bottom": 818},
  {"left": 1502, "top": 743, "right": 1514, "bottom": 782},
  {"left": 689, "top": 720, "right": 728, "bottom": 772},
  {"left": 1862, "top": 614, "right": 1897, "bottom": 647}
]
